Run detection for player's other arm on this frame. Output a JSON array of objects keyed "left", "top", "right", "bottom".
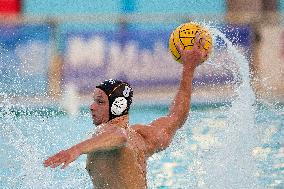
[
  {"left": 137, "top": 34, "right": 209, "bottom": 155},
  {"left": 44, "top": 129, "right": 127, "bottom": 169}
]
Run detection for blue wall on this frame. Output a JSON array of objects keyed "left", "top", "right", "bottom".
[
  {"left": 279, "top": 0, "right": 284, "bottom": 11},
  {"left": 23, "top": 0, "right": 225, "bottom": 15},
  {"left": 23, "top": 0, "right": 120, "bottom": 15},
  {"left": 23, "top": 0, "right": 226, "bottom": 51},
  {"left": 136, "top": 0, "right": 225, "bottom": 14}
]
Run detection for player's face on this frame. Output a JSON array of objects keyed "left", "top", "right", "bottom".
[{"left": 90, "top": 88, "right": 110, "bottom": 126}]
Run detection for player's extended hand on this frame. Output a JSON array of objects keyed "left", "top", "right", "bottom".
[
  {"left": 176, "top": 33, "right": 210, "bottom": 69},
  {"left": 44, "top": 146, "right": 81, "bottom": 169}
]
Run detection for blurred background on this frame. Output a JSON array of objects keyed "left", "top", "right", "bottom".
[
  {"left": 0, "top": 0, "right": 283, "bottom": 109},
  {"left": 1, "top": 2, "right": 284, "bottom": 189}
]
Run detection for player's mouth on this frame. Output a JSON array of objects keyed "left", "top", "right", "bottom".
[{"left": 91, "top": 114, "right": 97, "bottom": 120}]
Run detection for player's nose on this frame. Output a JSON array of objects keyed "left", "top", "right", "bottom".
[{"left": 90, "top": 102, "right": 97, "bottom": 111}]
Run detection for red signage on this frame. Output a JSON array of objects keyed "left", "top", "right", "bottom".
[{"left": 0, "top": 0, "right": 21, "bottom": 14}]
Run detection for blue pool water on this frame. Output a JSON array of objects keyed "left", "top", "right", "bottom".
[{"left": 0, "top": 102, "right": 283, "bottom": 189}]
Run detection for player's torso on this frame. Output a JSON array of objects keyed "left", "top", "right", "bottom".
[{"left": 86, "top": 129, "right": 147, "bottom": 189}]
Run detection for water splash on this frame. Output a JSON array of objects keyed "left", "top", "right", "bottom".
[
  {"left": 61, "top": 83, "right": 80, "bottom": 117},
  {"left": 0, "top": 93, "right": 55, "bottom": 188},
  {"left": 194, "top": 27, "right": 260, "bottom": 189}
]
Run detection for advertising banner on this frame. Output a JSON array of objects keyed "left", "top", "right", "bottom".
[{"left": 62, "top": 24, "right": 251, "bottom": 94}]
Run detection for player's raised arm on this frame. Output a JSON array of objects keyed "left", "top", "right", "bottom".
[
  {"left": 167, "top": 34, "right": 208, "bottom": 129},
  {"left": 135, "top": 33, "right": 211, "bottom": 156}
]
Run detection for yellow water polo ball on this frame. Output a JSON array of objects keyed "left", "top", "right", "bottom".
[{"left": 169, "top": 22, "right": 213, "bottom": 63}]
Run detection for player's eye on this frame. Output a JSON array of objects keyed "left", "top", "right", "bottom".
[{"left": 94, "top": 98, "right": 105, "bottom": 104}]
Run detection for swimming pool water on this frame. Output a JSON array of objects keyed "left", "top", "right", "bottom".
[{"left": 0, "top": 102, "right": 283, "bottom": 189}]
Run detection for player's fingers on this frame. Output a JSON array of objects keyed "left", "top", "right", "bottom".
[
  {"left": 44, "top": 151, "right": 65, "bottom": 167},
  {"left": 176, "top": 43, "right": 182, "bottom": 54},
  {"left": 200, "top": 36, "right": 206, "bottom": 49},
  {"left": 61, "top": 159, "right": 72, "bottom": 169},
  {"left": 207, "top": 41, "right": 213, "bottom": 53},
  {"left": 194, "top": 32, "right": 201, "bottom": 47},
  {"left": 44, "top": 156, "right": 58, "bottom": 167},
  {"left": 202, "top": 35, "right": 212, "bottom": 57},
  {"left": 50, "top": 156, "right": 66, "bottom": 168},
  {"left": 50, "top": 161, "right": 63, "bottom": 168}
]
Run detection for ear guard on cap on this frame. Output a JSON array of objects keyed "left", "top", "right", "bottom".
[{"left": 111, "top": 97, "right": 128, "bottom": 116}]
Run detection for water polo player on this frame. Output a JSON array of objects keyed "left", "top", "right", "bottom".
[{"left": 44, "top": 34, "right": 211, "bottom": 188}]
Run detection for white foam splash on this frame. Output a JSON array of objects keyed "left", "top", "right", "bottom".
[
  {"left": 0, "top": 93, "right": 55, "bottom": 188},
  {"left": 195, "top": 27, "right": 261, "bottom": 189}
]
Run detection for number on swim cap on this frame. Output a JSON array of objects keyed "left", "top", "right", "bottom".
[{"left": 123, "top": 86, "right": 131, "bottom": 97}]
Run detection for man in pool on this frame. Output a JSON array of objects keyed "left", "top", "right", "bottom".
[{"left": 44, "top": 34, "right": 210, "bottom": 188}]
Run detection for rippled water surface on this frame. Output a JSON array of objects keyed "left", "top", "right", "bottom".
[{"left": 0, "top": 102, "right": 283, "bottom": 189}]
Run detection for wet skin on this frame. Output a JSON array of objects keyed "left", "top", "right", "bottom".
[
  {"left": 86, "top": 121, "right": 148, "bottom": 188},
  {"left": 86, "top": 89, "right": 150, "bottom": 188},
  {"left": 44, "top": 34, "right": 210, "bottom": 189}
]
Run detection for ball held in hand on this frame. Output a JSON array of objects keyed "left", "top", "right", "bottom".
[{"left": 169, "top": 22, "right": 213, "bottom": 63}]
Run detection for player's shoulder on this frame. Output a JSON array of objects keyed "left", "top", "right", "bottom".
[
  {"left": 96, "top": 124, "right": 127, "bottom": 136},
  {"left": 132, "top": 124, "right": 152, "bottom": 133},
  {"left": 131, "top": 123, "right": 170, "bottom": 156},
  {"left": 131, "top": 124, "right": 158, "bottom": 139},
  {"left": 132, "top": 124, "right": 147, "bottom": 130}
]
